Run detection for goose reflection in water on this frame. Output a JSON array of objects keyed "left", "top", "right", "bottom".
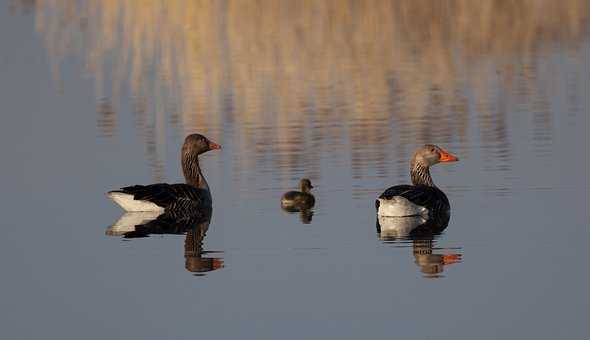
[
  {"left": 377, "top": 215, "right": 462, "bottom": 278},
  {"left": 106, "top": 208, "right": 223, "bottom": 276}
]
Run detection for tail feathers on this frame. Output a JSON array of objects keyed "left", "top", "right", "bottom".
[
  {"left": 107, "top": 191, "right": 164, "bottom": 212},
  {"left": 377, "top": 197, "right": 429, "bottom": 217}
]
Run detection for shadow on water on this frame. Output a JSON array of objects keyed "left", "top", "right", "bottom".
[
  {"left": 106, "top": 207, "right": 223, "bottom": 276},
  {"left": 376, "top": 213, "right": 462, "bottom": 278}
]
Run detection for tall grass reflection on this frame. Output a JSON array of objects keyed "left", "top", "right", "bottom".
[{"left": 18, "top": 0, "right": 590, "bottom": 189}]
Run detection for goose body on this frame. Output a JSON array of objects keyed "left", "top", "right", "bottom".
[
  {"left": 108, "top": 134, "right": 220, "bottom": 212},
  {"left": 108, "top": 183, "right": 211, "bottom": 212},
  {"left": 376, "top": 145, "right": 458, "bottom": 223},
  {"left": 377, "top": 185, "right": 449, "bottom": 218}
]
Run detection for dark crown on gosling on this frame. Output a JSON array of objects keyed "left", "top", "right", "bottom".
[{"left": 299, "top": 178, "right": 314, "bottom": 193}]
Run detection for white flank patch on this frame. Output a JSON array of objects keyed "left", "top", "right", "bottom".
[
  {"left": 377, "top": 196, "right": 429, "bottom": 217},
  {"left": 378, "top": 215, "right": 427, "bottom": 239},
  {"left": 106, "top": 211, "right": 163, "bottom": 236},
  {"left": 107, "top": 192, "right": 165, "bottom": 212}
]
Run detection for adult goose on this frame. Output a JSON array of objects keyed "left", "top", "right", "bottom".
[
  {"left": 376, "top": 145, "right": 458, "bottom": 224},
  {"left": 108, "top": 134, "right": 220, "bottom": 212}
]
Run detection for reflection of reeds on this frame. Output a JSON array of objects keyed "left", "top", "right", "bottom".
[{"left": 18, "top": 0, "right": 590, "bottom": 181}]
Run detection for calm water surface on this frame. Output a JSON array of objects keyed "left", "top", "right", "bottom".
[{"left": 2, "top": 1, "right": 590, "bottom": 339}]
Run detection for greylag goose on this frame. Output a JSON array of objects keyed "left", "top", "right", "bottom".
[
  {"left": 281, "top": 179, "right": 315, "bottom": 210},
  {"left": 376, "top": 145, "right": 458, "bottom": 223},
  {"left": 108, "top": 134, "right": 220, "bottom": 212}
]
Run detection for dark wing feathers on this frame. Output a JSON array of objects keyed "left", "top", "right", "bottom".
[
  {"left": 378, "top": 185, "right": 449, "bottom": 213},
  {"left": 379, "top": 185, "right": 417, "bottom": 200},
  {"left": 118, "top": 183, "right": 205, "bottom": 208}
]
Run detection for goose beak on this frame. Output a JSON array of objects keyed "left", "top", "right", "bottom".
[
  {"left": 208, "top": 141, "right": 221, "bottom": 150},
  {"left": 439, "top": 149, "right": 459, "bottom": 162},
  {"left": 442, "top": 254, "right": 462, "bottom": 265},
  {"left": 212, "top": 258, "right": 224, "bottom": 270}
]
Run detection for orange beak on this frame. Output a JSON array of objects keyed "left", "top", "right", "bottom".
[
  {"left": 212, "top": 258, "right": 224, "bottom": 270},
  {"left": 208, "top": 140, "right": 221, "bottom": 150},
  {"left": 442, "top": 254, "right": 462, "bottom": 265},
  {"left": 439, "top": 148, "right": 459, "bottom": 162}
]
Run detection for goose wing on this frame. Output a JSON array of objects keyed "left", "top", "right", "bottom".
[
  {"left": 116, "top": 183, "right": 207, "bottom": 209},
  {"left": 378, "top": 185, "right": 448, "bottom": 210}
]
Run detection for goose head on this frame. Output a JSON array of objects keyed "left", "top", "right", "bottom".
[
  {"left": 182, "top": 134, "right": 221, "bottom": 156},
  {"left": 412, "top": 144, "right": 459, "bottom": 167}
]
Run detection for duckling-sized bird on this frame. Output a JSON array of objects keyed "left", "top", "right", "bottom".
[
  {"left": 376, "top": 144, "right": 458, "bottom": 223},
  {"left": 108, "top": 134, "right": 220, "bottom": 212},
  {"left": 281, "top": 178, "right": 315, "bottom": 210}
]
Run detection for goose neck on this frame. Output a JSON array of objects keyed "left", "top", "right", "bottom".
[
  {"left": 410, "top": 160, "right": 434, "bottom": 187},
  {"left": 182, "top": 153, "right": 209, "bottom": 191}
]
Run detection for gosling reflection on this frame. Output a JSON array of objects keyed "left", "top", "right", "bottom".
[
  {"left": 281, "top": 206, "right": 314, "bottom": 224},
  {"left": 106, "top": 208, "right": 223, "bottom": 275},
  {"left": 281, "top": 179, "right": 315, "bottom": 224},
  {"left": 377, "top": 216, "right": 461, "bottom": 278}
]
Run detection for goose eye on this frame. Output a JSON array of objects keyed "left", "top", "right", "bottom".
[{"left": 430, "top": 148, "right": 436, "bottom": 153}]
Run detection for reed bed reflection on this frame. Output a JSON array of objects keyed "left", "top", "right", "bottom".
[{"left": 17, "top": 0, "right": 590, "bottom": 189}]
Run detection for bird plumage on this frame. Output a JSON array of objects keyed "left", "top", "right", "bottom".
[
  {"left": 376, "top": 145, "right": 458, "bottom": 228},
  {"left": 108, "top": 134, "right": 220, "bottom": 212}
]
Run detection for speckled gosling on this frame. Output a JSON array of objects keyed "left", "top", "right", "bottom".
[{"left": 281, "top": 179, "right": 315, "bottom": 210}]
